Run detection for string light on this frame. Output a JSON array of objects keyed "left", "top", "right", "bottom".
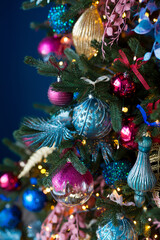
[
  {"left": 138, "top": 18, "right": 142, "bottom": 23},
  {"left": 82, "top": 205, "right": 86, "bottom": 210},
  {"left": 51, "top": 205, "right": 54, "bottom": 210},
  {"left": 72, "top": 59, "right": 76, "bottom": 62},
  {"left": 70, "top": 215, "right": 74, "bottom": 219},
  {"left": 133, "top": 56, "right": 137, "bottom": 61},
  {"left": 43, "top": 158, "right": 47, "bottom": 163},
  {"left": 153, "top": 18, "right": 158, "bottom": 22},
  {"left": 46, "top": 226, "right": 50, "bottom": 232},
  {"left": 95, "top": 1, "right": 99, "bottom": 4},
  {"left": 96, "top": 193, "right": 100, "bottom": 197},
  {"left": 28, "top": 225, "right": 32, "bottom": 229},
  {"left": 117, "top": 187, "right": 121, "bottom": 192},
  {"left": 146, "top": 225, "right": 151, "bottom": 230},
  {"left": 148, "top": 218, "right": 152, "bottom": 222},
  {"left": 41, "top": 169, "right": 46, "bottom": 174},
  {"left": 59, "top": 61, "right": 64, "bottom": 66},
  {"left": 103, "top": 15, "right": 107, "bottom": 19},
  {"left": 122, "top": 107, "right": 128, "bottom": 113},
  {"left": 46, "top": 187, "right": 51, "bottom": 193},
  {"left": 62, "top": 37, "right": 69, "bottom": 43},
  {"left": 38, "top": 165, "right": 42, "bottom": 169},
  {"left": 143, "top": 206, "right": 147, "bottom": 211},
  {"left": 133, "top": 221, "right": 137, "bottom": 225},
  {"left": 82, "top": 139, "right": 86, "bottom": 145},
  {"left": 122, "top": 12, "right": 126, "bottom": 18},
  {"left": 154, "top": 234, "right": 158, "bottom": 238},
  {"left": 145, "top": 12, "right": 149, "bottom": 17}
]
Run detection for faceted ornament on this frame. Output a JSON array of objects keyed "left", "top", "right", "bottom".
[
  {"left": 51, "top": 162, "right": 94, "bottom": 206},
  {"left": 72, "top": 97, "right": 112, "bottom": 139}
]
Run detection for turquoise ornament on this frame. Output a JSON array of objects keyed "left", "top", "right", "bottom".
[
  {"left": 127, "top": 136, "right": 157, "bottom": 207},
  {"left": 96, "top": 215, "right": 138, "bottom": 240},
  {"left": 72, "top": 96, "right": 112, "bottom": 139}
]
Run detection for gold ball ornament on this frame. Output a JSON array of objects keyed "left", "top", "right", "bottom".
[
  {"left": 150, "top": 142, "right": 160, "bottom": 207},
  {"left": 72, "top": 4, "right": 104, "bottom": 58}
]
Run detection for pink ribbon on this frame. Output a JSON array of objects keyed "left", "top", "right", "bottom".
[{"left": 114, "top": 50, "right": 150, "bottom": 90}]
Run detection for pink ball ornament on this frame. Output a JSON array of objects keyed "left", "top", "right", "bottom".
[
  {"left": 111, "top": 73, "right": 136, "bottom": 97},
  {"left": 120, "top": 117, "right": 138, "bottom": 150},
  {"left": 0, "top": 173, "right": 19, "bottom": 191},
  {"left": 48, "top": 85, "right": 73, "bottom": 106},
  {"left": 51, "top": 162, "right": 94, "bottom": 206}
]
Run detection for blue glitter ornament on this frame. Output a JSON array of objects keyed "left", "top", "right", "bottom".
[
  {"left": 0, "top": 205, "right": 21, "bottom": 229},
  {"left": 27, "top": 220, "right": 41, "bottom": 240},
  {"left": 0, "top": 229, "right": 22, "bottom": 240},
  {"left": 23, "top": 189, "right": 46, "bottom": 212},
  {"left": 48, "top": 4, "right": 74, "bottom": 34},
  {"left": 72, "top": 96, "right": 112, "bottom": 139},
  {"left": 102, "top": 160, "right": 132, "bottom": 186},
  {"left": 96, "top": 215, "right": 138, "bottom": 240}
]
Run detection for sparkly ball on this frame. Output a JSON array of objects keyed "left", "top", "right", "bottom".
[
  {"left": 0, "top": 205, "right": 21, "bottom": 229},
  {"left": 38, "top": 36, "right": 63, "bottom": 57},
  {"left": 110, "top": 73, "right": 136, "bottom": 97},
  {"left": 96, "top": 216, "right": 138, "bottom": 240},
  {"left": 120, "top": 117, "right": 138, "bottom": 150},
  {"left": 0, "top": 173, "right": 19, "bottom": 191},
  {"left": 48, "top": 84, "right": 73, "bottom": 106},
  {"left": 102, "top": 160, "right": 132, "bottom": 185},
  {"left": 48, "top": 4, "right": 74, "bottom": 34},
  {"left": 23, "top": 189, "right": 46, "bottom": 212},
  {"left": 51, "top": 162, "right": 94, "bottom": 206},
  {"left": 72, "top": 97, "right": 112, "bottom": 139}
]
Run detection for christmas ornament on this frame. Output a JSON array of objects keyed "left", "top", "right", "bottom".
[
  {"left": 102, "top": 160, "right": 132, "bottom": 186},
  {"left": 72, "top": 4, "right": 104, "bottom": 58},
  {"left": 0, "top": 205, "right": 21, "bottom": 229},
  {"left": 38, "top": 36, "right": 63, "bottom": 56},
  {"left": 110, "top": 73, "right": 136, "bottom": 97},
  {"left": 51, "top": 162, "right": 94, "bottom": 206},
  {"left": 48, "top": 4, "right": 74, "bottom": 34},
  {"left": 0, "top": 172, "right": 19, "bottom": 191},
  {"left": 18, "top": 144, "right": 55, "bottom": 178},
  {"left": 87, "top": 138, "right": 113, "bottom": 163},
  {"left": 72, "top": 96, "right": 112, "bottom": 139},
  {"left": 0, "top": 229, "right": 22, "bottom": 240},
  {"left": 127, "top": 136, "right": 157, "bottom": 207},
  {"left": 48, "top": 84, "right": 73, "bottom": 106},
  {"left": 23, "top": 189, "right": 46, "bottom": 212},
  {"left": 96, "top": 215, "right": 137, "bottom": 240},
  {"left": 120, "top": 117, "right": 138, "bottom": 150},
  {"left": 23, "top": 137, "right": 33, "bottom": 147}
]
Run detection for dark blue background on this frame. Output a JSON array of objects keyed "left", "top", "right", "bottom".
[{"left": 0, "top": 1, "right": 53, "bottom": 161}]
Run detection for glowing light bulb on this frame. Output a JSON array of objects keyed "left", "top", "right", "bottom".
[
  {"left": 145, "top": 12, "right": 149, "bottom": 17},
  {"left": 59, "top": 61, "right": 64, "bottom": 66},
  {"left": 148, "top": 218, "right": 152, "bottom": 222},
  {"left": 133, "top": 56, "right": 137, "bottom": 61},
  {"left": 38, "top": 165, "right": 42, "bottom": 170},
  {"left": 117, "top": 187, "right": 121, "bottom": 192},
  {"left": 96, "top": 193, "right": 100, "bottom": 197},
  {"left": 143, "top": 206, "right": 147, "bottom": 212},
  {"left": 133, "top": 221, "right": 137, "bottom": 225},
  {"left": 82, "top": 206, "right": 86, "bottom": 210},
  {"left": 88, "top": 94, "right": 93, "bottom": 99},
  {"left": 51, "top": 205, "right": 54, "bottom": 210},
  {"left": 72, "top": 59, "right": 76, "bottom": 62},
  {"left": 153, "top": 18, "right": 158, "bottom": 22},
  {"left": 103, "top": 15, "right": 107, "bottom": 19},
  {"left": 122, "top": 12, "right": 126, "bottom": 18},
  {"left": 122, "top": 107, "right": 128, "bottom": 113},
  {"left": 154, "top": 234, "right": 158, "bottom": 238},
  {"left": 70, "top": 215, "right": 74, "bottom": 219},
  {"left": 41, "top": 169, "right": 46, "bottom": 174}
]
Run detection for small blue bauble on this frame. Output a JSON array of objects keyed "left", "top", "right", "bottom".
[
  {"left": 72, "top": 97, "right": 112, "bottom": 139},
  {"left": 23, "top": 189, "right": 46, "bottom": 212},
  {"left": 0, "top": 205, "right": 21, "bottom": 229},
  {"left": 48, "top": 4, "right": 74, "bottom": 34},
  {"left": 96, "top": 216, "right": 138, "bottom": 240},
  {"left": 102, "top": 160, "right": 132, "bottom": 185}
]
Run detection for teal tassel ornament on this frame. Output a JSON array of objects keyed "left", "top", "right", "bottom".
[{"left": 127, "top": 136, "right": 157, "bottom": 207}]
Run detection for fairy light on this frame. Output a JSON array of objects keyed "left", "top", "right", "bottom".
[
  {"left": 143, "top": 206, "right": 147, "bottom": 212},
  {"left": 117, "top": 187, "right": 121, "bottom": 192},
  {"left": 148, "top": 218, "right": 152, "bottom": 222},
  {"left": 32, "top": 184, "right": 35, "bottom": 187},
  {"left": 28, "top": 225, "right": 32, "bottom": 229},
  {"left": 122, "top": 12, "right": 126, "bottom": 18},
  {"left": 153, "top": 18, "right": 158, "bottom": 23},
  {"left": 50, "top": 187, "right": 53, "bottom": 190},
  {"left": 46, "top": 226, "right": 50, "bottom": 232},
  {"left": 133, "top": 221, "right": 137, "bottom": 225},
  {"left": 146, "top": 225, "right": 151, "bottom": 230},
  {"left": 72, "top": 59, "right": 76, "bottom": 62},
  {"left": 95, "top": 1, "right": 99, "bottom": 4},
  {"left": 41, "top": 169, "right": 46, "bottom": 174},
  {"left": 38, "top": 165, "right": 42, "bottom": 170},
  {"left": 133, "top": 56, "right": 137, "bottom": 61},
  {"left": 51, "top": 205, "right": 54, "bottom": 210},
  {"left": 122, "top": 107, "right": 128, "bottom": 113},
  {"left": 46, "top": 187, "right": 51, "bottom": 193},
  {"left": 82, "top": 205, "right": 86, "bottom": 210},
  {"left": 88, "top": 94, "right": 93, "bottom": 99},
  {"left": 103, "top": 15, "right": 107, "bottom": 19},
  {"left": 96, "top": 193, "right": 100, "bottom": 197},
  {"left": 70, "top": 215, "right": 74, "bottom": 219},
  {"left": 154, "top": 234, "right": 158, "bottom": 238},
  {"left": 43, "top": 158, "right": 47, "bottom": 163},
  {"left": 45, "top": 172, "right": 49, "bottom": 176},
  {"left": 139, "top": 0, "right": 142, "bottom": 2},
  {"left": 156, "top": 120, "right": 159, "bottom": 124},
  {"left": 145, "top": 12, "right": 149, "bottom": 18},
  {"left": 86, "top": 205, "right": 89, "bottom": 209},
  {"left": 82, "top": 139, "right": 86, "bottom": 145},
  {"left": 59, "top": 61, "right": 64, "bottom": 66},
  {"left": 63, "top": 37, "right": 69, "bottom": 43}
]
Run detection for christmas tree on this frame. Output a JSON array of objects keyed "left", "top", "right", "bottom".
[{"left": 1, "top": 0, "right": 160, "bottom": 239}]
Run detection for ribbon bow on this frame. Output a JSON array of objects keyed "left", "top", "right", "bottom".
[
  {"left": 109, "top": 190, "right": 135, "bottom": 206},
  {"left": 114, "top": 50, "right": 150, "bottom": 90},
  {"left": 81, "top": 75, "right": 110, "bottom": 90}
]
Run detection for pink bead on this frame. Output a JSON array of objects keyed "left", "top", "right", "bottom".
[{"left": 48, "top": 86, "right": 73, "bottom": 106}]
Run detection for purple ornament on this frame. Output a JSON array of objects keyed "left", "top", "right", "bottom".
[
  {"left": 51, "top": 162, "right": 94, "bottom": 206},
  {"left": 38, "top": 36, "right": 64, "bottom": 57},
  {"left": 48, "top": 85, "right": 73, "bottom": 106},
  {"left": 111, "top": 73, "right": 136, "bottom": 97}
]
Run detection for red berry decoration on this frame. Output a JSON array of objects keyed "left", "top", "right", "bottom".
[
  {"left": 0, "top": 173, "right": 19, "bottom": 191},
  {"left": 48, "top": 84, "right": 73, "bottom": 106},
  {"left": 119, "top": 117, "right": 138, "bottom": 150},
  {"left": 111, "top": 73, "right": 135, "bottom": 97}
]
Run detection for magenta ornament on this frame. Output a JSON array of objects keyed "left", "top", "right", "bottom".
[
  {"left": 51, "top": 162, "right": 94, "bottom": 206},
  {"left": 0, "top": 173, "right": 19, "bottom": 191},
  {"left": 48, "top": 85, "right": 73, "bottom": 106},
  {"left": 38, "top": 36, "right": 64, "bottom": 57},
  {"left": 110, "top": 73, "right": 136, "bottom": 97},
  {"left": 120, "top": 117, "right": 138, "bottom": 150}
]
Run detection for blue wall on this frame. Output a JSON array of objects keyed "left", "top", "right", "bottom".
[{"left": 0, "top": 1, "right": 53, "bottom": 161}]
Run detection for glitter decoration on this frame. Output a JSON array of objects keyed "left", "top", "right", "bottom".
[
  {"left": 48, "top": 4, "right": 74, "bottom": 34},
  {"left": 51, "top": 162, "right": 94, "bottom": 206},
  {"left": 96, "top": 216, "right": 138, "bottom": 240},
  {"left": 0, "top": 205, "right": 21, "bottom": 229},
  {"left": 23, "top": 189, "right": 46, "bottom": 212},
  {"left": 72, "top": 97, "right": 112, "bottom": 139},
  {"left": 72, "top": 4, "right": 104, "bottom": 58},
  {"left": 102, "top": 160, "right": 132, "bottom": 186}
]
